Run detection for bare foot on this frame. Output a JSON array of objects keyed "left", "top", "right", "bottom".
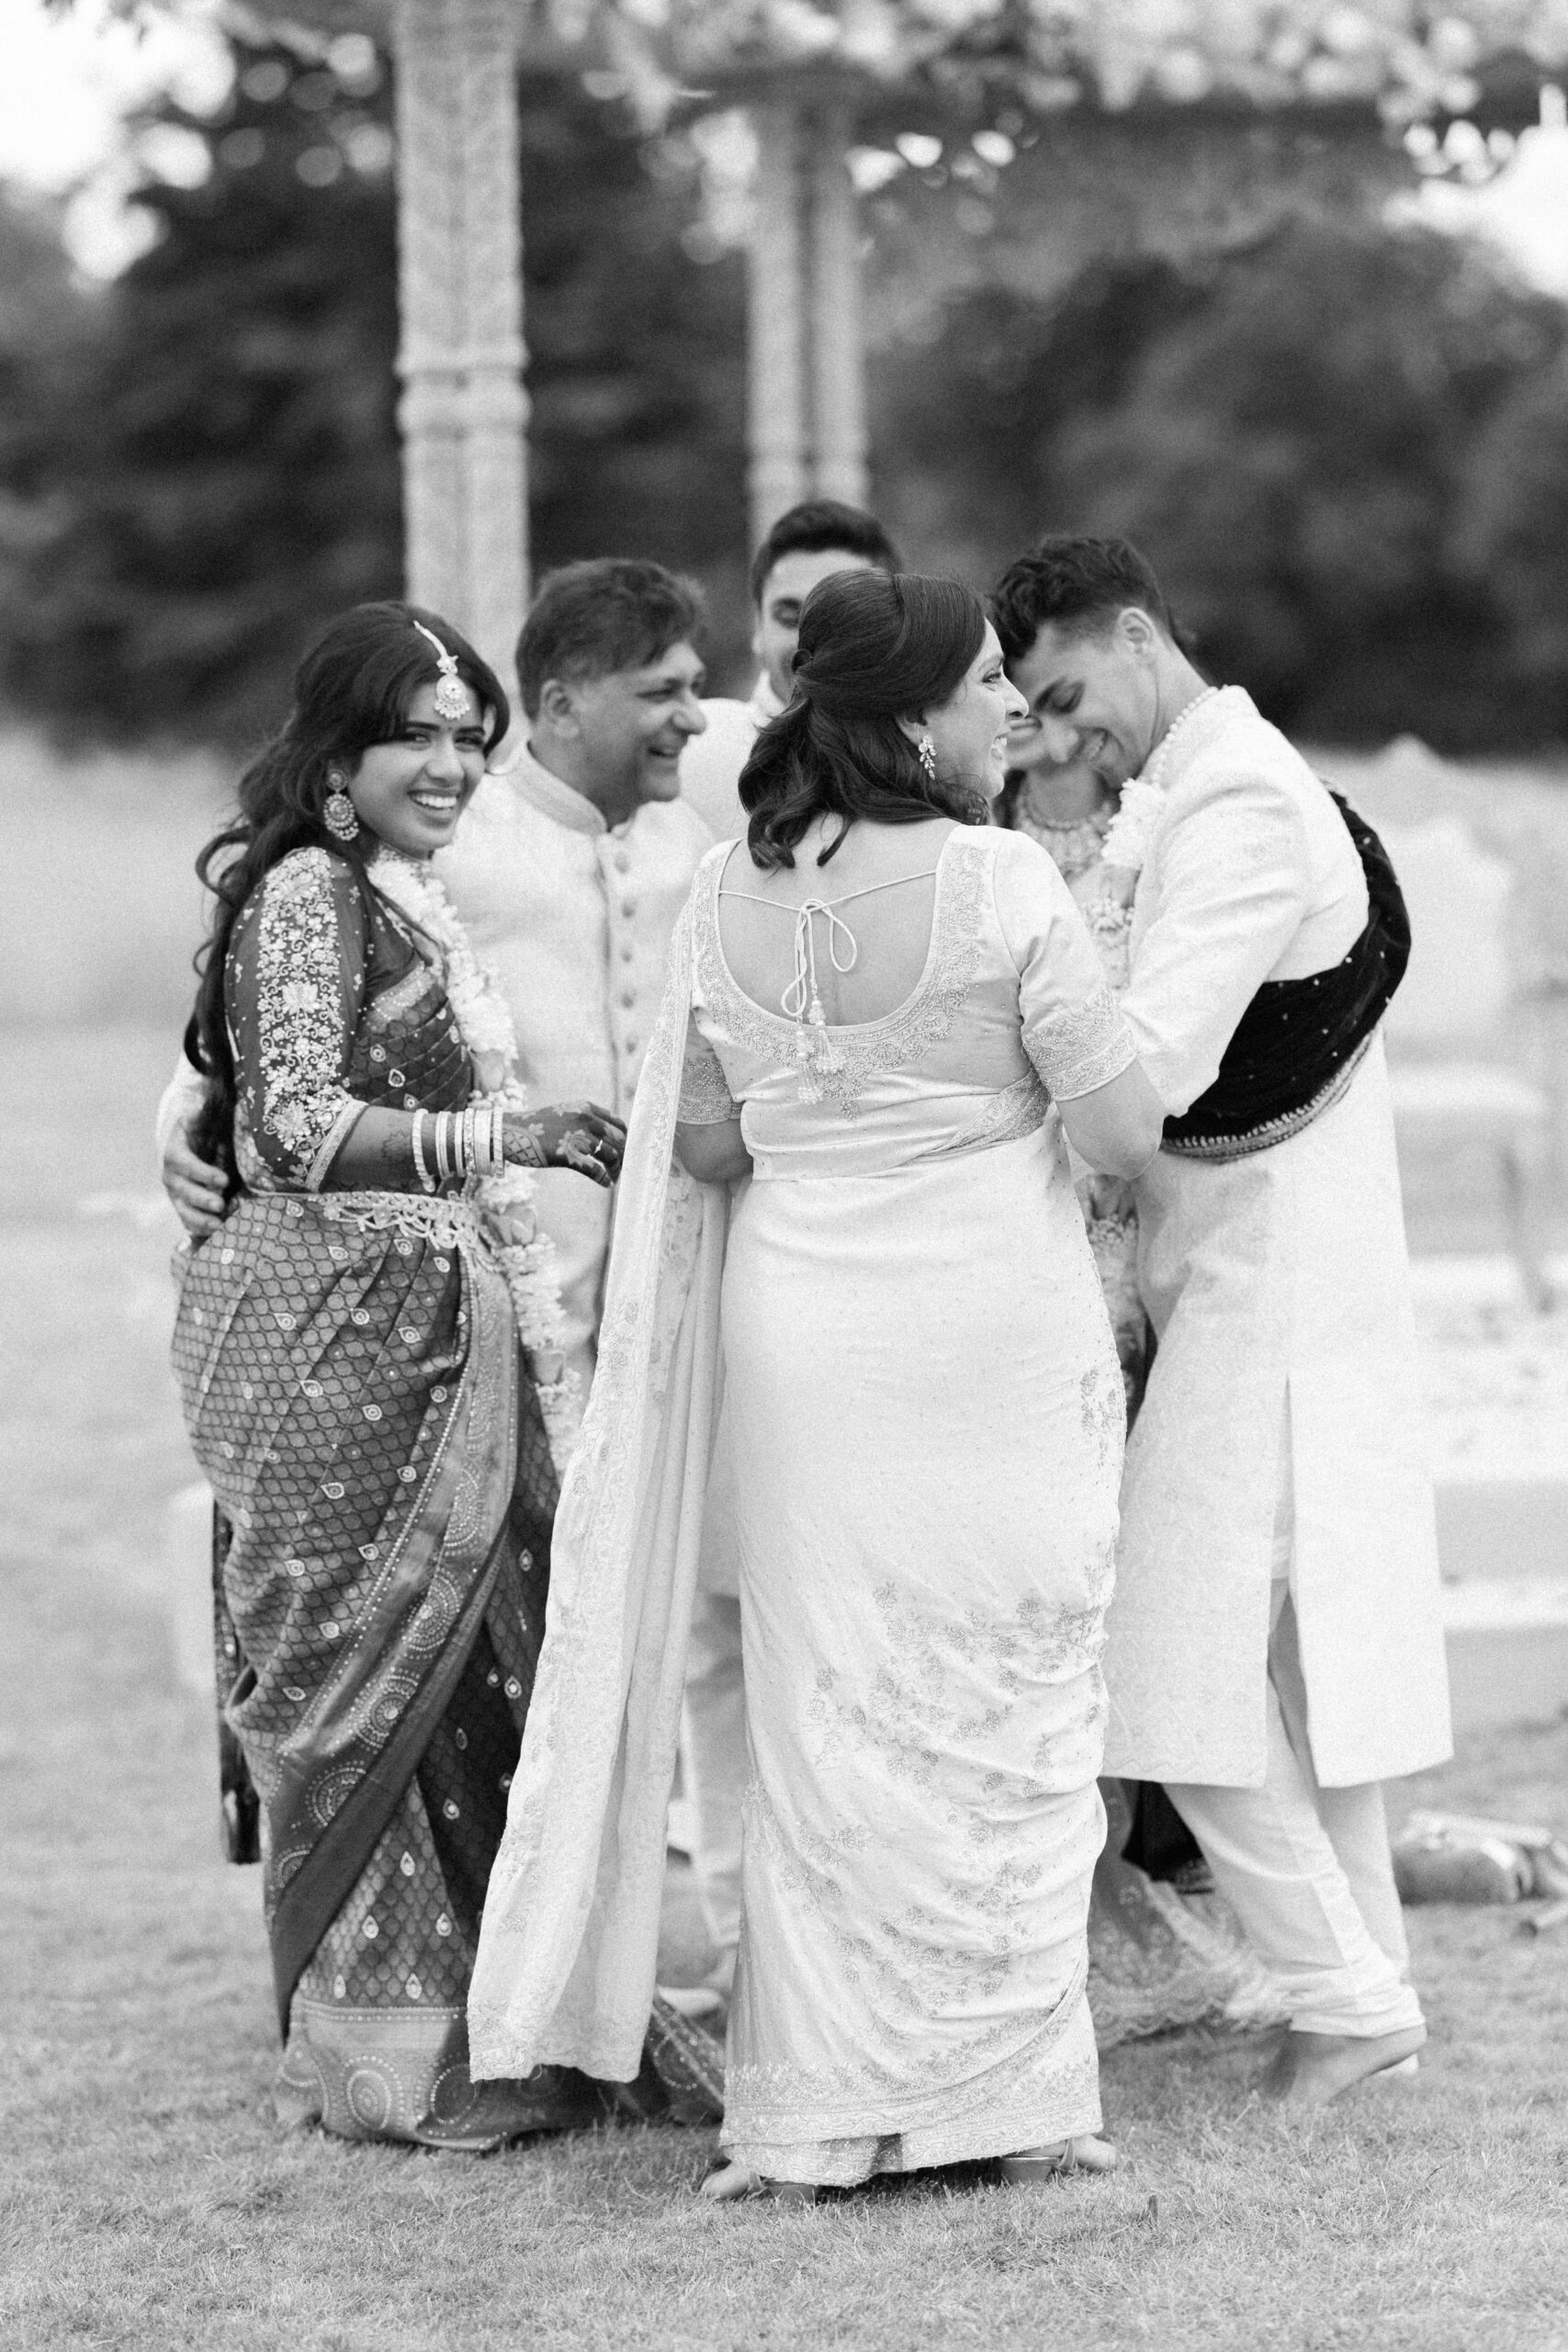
[
  {"left": 999, "top": 2134, "right": 1118, "bottom": 2185},
  {"left": 698, "top": 2160, "right": 761, "bottom": 2201},
  {"left": 1260, "top": 2024, "right": 1427, "bottom": 2107},
  {"left": 699, "top": 2159, "right": 826, "bottom": 2206}
]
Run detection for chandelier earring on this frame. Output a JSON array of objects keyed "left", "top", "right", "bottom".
[
  {"left": 322, "top": 771, "right": 359, "bottom": 842},
  {"left": 917, "top": 732, "right": 938, "bottom": 786}
]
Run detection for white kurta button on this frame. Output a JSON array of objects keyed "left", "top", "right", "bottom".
[
  {"left": 620, "top": 989, "right": 635, "bottom": 1008},
  {"left": 615, "top": 850, "right": 630, "bottom": 874}
]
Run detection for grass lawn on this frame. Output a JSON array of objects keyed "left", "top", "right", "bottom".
[{"left": 3, "top": 1029, "right": 1567, "bottom": 2352}]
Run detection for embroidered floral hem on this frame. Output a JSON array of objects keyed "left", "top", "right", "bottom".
[{"left": 725, "top": 2014, "right": 1102, "bottom": 2187}]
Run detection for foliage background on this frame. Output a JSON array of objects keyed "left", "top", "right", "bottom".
[{"left": 0, "top": 26, "right": 1567, "bottom": 750}]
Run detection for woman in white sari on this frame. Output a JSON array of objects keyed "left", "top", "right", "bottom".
[{"left": 468, "top": 574, "right": 1164, "bottom": 2199}]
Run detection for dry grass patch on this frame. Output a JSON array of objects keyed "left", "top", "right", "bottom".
[{"left": 3, "top": 1027, "right": 1566, "bottom": 2351}]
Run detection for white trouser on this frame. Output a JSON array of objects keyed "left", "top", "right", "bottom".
[
  {"left": 1167, "top": 1584, "right": 1422, "bottom": 2039},
  {"left": 681, "top": 1588, "right": 746, "bottom": 1961}
]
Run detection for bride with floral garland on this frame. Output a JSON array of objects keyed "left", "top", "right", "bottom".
[{"left": 170, "top": 602, "right": 631, "bottom": 2148}]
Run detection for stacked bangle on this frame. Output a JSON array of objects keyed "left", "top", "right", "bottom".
[
  {"left": 416, "top": 1101, "right": 511, "bottom": 1188},
  {"left": 411, "top": 1110, "right": 435, "bottom": 1193}
]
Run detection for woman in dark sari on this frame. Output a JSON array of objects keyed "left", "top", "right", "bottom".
[{"left": 172, "top": 603, "right": 628, "bottom": 2148}]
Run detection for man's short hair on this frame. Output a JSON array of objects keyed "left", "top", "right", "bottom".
[
  {"left": 749, "top": 501, "right": 901, "bottom": 608},
  {"left": 517, "top": 559, "right": 705, "bottom": 718},
  {"left": 990, "top": 536, "right": 1176, "bottom": 663}
]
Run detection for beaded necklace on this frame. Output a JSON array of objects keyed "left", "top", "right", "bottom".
[
  {"left": 1012, "top": 792, "right": 1113, "bottom": 883},
  {"left": 1143, "top": 684, "right": 1225, "bottom": 795},
  {"left": 1100, "top": 685, "right": 1226, "bottom": 876}
]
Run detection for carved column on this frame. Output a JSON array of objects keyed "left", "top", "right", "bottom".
[
  {"left": 806, "top": 101, "right": 867, "bottom": 507},
  {"left": 746, "top": 105, "right": 810, "bottom": 541},
  {"left": 744, "top": 96, "right": 869, "bottom": 543},
  {"left": 394, "top": 0, "right": 467, "bottom": 624},
  {"left": 455, "top": 0, "right": 528, "bottom": 667},
  {"left": 392, "top": 0, "right": 527, "bottom": 673}
]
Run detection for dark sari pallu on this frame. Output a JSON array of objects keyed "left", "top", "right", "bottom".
[
  {"left": 173, "top": 846, "right": 594, "bottom": 2148},
  {"left": 1163, "top": 795, "right": 1411, "bottom": 1159}
]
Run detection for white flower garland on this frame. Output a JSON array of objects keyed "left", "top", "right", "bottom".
[
  {"left": 1099, "top": 685, "right": 1225, "bottom": 877},
  {"left": 1099, "top": 777, "right": 1168, "bottom": 876},
  {"left": 369, "top": 849, "right": 582, "bottom": 1466}
]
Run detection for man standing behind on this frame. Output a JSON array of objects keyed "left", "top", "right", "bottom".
[
  {"left": 678, "top": 499, "right": 900, "bottom": 841},
  {"left": 443, "top": 561, "right": 711, "bottom": 1438},
  {"left": 991, "top": 536, "right": 1451, "bottom": 2107}
]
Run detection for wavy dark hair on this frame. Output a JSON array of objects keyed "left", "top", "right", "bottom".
[
  {"left": 739, "top": 571, "right": 989, "bottom": 870},
  {"left": 186, "top": 600, "right": 509, "bottom": 1188}
]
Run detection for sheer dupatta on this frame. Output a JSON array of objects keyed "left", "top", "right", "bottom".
[{"left": 468, "top": 903, "right": 728, "bottom": 2083}]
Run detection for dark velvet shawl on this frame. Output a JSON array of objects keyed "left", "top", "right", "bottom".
[{"left": 1162, "top": 795, "right": 1410, "bottom": 1160}]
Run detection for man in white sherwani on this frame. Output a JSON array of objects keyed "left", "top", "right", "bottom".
[
  {"left": 438, "top": 560, "right": 713, "bottom": 1432},
  {"left": 997, "top": 537, "right": 1452, "bottom": 2107}
]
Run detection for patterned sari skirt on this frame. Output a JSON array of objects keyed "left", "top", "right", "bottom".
[{"left": 172, "top": 1187, "right": 598, "bottom": 2149}]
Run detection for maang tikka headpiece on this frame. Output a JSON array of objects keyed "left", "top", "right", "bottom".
[{"left": 412, "top": 620, "right": 471, "bottom": 721}]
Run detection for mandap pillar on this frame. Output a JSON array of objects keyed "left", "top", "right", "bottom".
[
  {"left": 745, "top": 97, "right": 869, "bottom": 542},
  {"left": 392, "top": 0, "right": 529, "bottom": 676}
]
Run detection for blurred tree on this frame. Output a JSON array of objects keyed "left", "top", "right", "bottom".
[
  {"left": 0, "top": 31, "right": 746, "bottom": 747},
  {"left": 0, "top": 188, "right": 98, "bottom": 597},
  {"left": 6, "top": 20, "right": 1568, "bottom": 752},
  {"left": 517, "top": 82, "right": 747, "bottom": 671},
  {"left": 878, "top": 219, "right": 1568, "bottom": 752},
  {"left": 1456, "top": 351, "right": 1568, "bottom": 713},
  {"left": 0, "top": 39, "right": 403, "bottom": 747}
]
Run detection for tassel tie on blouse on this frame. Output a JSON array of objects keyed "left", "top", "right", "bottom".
[{"left": 780, "top": 900, "right": 859, "bottom": 1102}]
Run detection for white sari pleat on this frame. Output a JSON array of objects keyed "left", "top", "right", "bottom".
[{"left": 468, "top": 906, "right": 723, "bottom": 2083}]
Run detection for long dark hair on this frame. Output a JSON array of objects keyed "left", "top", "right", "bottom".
[
  {"left": 186, "top": 600, "right": 509, "bottom": 1186},
  {"left": 739, "top": 571, "right": 989, "bottom": 870}
]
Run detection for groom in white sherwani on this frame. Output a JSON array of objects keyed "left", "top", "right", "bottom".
[{"left": 994, "top": 537, "right": 1452, "bottom": 2106}]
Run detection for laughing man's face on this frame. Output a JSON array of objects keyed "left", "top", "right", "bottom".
[
  {"left": 569, "top": 639, "right": 708, "bottom": 809},
  {"left": 1005, "top": 612, "right": 1161, "bottom": 789}
]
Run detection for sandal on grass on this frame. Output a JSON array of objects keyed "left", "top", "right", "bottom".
[{"left": 998, "top": 2135, "right": 1118, "bottom": 2186}]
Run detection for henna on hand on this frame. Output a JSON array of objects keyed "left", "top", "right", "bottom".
[
  {"left": 502, "top": 1115, "right": 549, "bottom": 1170},
  {"left": 502, "top": 1102, "right": 626, "bottom": 1185},
  {"left": 375, "top": 1123, "right": 415, "bottom": 1179}
]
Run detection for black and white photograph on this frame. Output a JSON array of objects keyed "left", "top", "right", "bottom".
[{"left": 3, "top": 3, "right": 1566, "bottom": 2346}]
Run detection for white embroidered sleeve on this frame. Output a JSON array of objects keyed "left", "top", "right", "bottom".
[
  {"left": 677, "top": 1014, "right": 740, "bottom": 1127},
  {"left": 1023, "top": 984, "right": 1138, "bottom": 1102},
  {"left": 231, "top": 849, "right": 365, "bottom": 1188},
  {"left": 993, "top": 831, "right": 1139, "bottom": 1102}
]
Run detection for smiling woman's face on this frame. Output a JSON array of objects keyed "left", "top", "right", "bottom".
[
  {"left": 344, "top": 680, "right": 489, "bottom": 857},
  {"left": 917, "top": 623, "right": 1028, "bottom": 800}
]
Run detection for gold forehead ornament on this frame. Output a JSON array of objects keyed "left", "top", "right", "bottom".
[{"left": 412, "top": 620, "right": 472, "bottom": 721}]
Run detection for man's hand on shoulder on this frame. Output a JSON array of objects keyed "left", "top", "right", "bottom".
[{"left": 164, "top": 1123, "right": 229, "bottom": 1239}]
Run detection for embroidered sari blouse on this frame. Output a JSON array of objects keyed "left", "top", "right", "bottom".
[
  {"left": 677, "top": 826, "right": 1135, "bottom": 1179},
  {"left": 226, "top": 847, "right": 472, "bottom": 1194}
]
